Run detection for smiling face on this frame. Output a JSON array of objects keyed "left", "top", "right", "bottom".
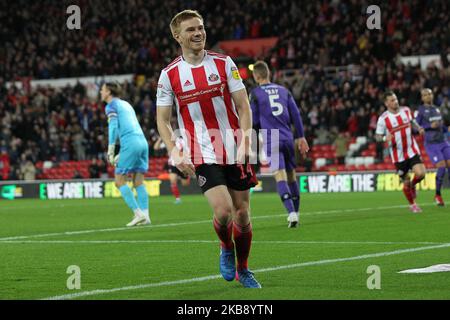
[{"left": 174, "top": 17, "right": 206, "bottom": 53}]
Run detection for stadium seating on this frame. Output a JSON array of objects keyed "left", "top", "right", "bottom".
[{"left": 37, "top": 156, "right": 169, "bottom": 180}]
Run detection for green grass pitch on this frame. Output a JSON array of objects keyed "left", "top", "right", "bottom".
[{"left": 0, "top": 191, "right": 449, "bottom": 300}]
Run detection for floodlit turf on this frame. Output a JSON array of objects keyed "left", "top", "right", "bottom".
[{"left": 0, "top": 190, "right": 449, "bottom": 300}]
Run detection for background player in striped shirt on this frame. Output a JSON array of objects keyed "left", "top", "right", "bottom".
[
  {"left": 375, "top": 91, "right": 426, "bottom": 213},
  {"left": 101, "top": 82, "right": 150, "bottom": 226},
  {"left": 250, "top": 61, "right": 309, "bottom": 228},
  {"left": 156, "top": 10, "right": 261, "bottom": 288},
  {"left": 416, "top": 88, "right": 450, "bottom": 206}
]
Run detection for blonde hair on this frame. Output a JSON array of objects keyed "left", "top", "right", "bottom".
[
  {"left": 252, "top": 60, "right": 270, "bottom": 79},
  {"left": 170, "top": 10, "right": 203, "bottom": 37}
]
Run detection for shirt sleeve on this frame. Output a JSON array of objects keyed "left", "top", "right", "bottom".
[
  {"left": 106, "top": 100, "right": 119, "bottom": 145},
  {"left": 108, "top": 117, "right": 119, "bottom": 145},
  {"left": 105, "top": 100, "right": 118, "bottom": 119},
  {"left": 375, "top": 116, "right": 386, "bottom": 135},
  {"left": 225, "top": 56, "right": 245, "bottom": 94},
  {"left": 287, "top": 91, "right": 305, "bottom": 138},
  {"left": 156, "top": 70, "right": 174, "bottom": 107},
  {"left": 415, "top": 107, "right": 431, "bottom": 129}
]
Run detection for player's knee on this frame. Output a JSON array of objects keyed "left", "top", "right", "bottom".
[
  {"left": 415, "top": 170, "right": 426, "bottom": 180},
  {"left": 214, "top": 204, "right": 233, "bottom": 222},
  {"left": 234, "top": 202, "right": 250, "bottom": 220}
]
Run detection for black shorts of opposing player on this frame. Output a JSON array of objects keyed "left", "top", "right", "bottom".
[
  {"left": 395, "top": 154, "right": 423, "bottom": 180},
  {"left": 195, "top": 164, "right": 258, "bottom": 193},
  {"left": 168, "top": 165, "right": 189, "bottom": 179}
]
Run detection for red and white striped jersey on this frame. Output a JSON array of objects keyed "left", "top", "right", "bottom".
[
  {"left": 376, "top": 106, "right": 420, "bottom": 163},
  {"left": 156, "top": 51, "right": 245, "bottom": 166}
]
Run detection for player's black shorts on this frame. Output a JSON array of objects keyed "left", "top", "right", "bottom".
[
  {"left": 394, "top": 154, "right": 423, "bottom": 179},
  {"left": 195, "top": 164, "right": 258, "bottom": 193},
  {"left": 168, "top": 165, "right": 188, "bottom": 179}
]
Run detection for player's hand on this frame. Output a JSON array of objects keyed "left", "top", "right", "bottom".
[
  {"left": 236, "top": 140, "right": 254, "bottom": 164},
  {"left": 296, "top": 137, "right": 309, "bottom": 158},
  {"left": 431, "top": 121, "right": 439, "bottom": 129},
  {"left": 171, "top": 148, "right": 195, "bottom": 177},
  {"left": 107, "top": 145, "right": 115, "bottom": 165},
  {"left": 418, "top": 127, "right": 425, "bottom": 135},
  {"left": 385, "top": 133, "right": 393, "bottom": 142}
]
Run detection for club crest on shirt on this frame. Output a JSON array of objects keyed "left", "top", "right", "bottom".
[{"left": 208, "top": 73, "right": 219, "bottom": 82}]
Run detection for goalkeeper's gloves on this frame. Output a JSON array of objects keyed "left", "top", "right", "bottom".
[
  {"left": 107, "top": 145, "right": 115, "bottom": 165},
  {"left": 114, "top": 154, "right": 120, "bottom": 166}
]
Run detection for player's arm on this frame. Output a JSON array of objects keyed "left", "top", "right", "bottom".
[
  {"left": 232, "top": 88, "right": 253, "bottom": 163},
  {"left": 375, "top": 117, "right": 391, "bottom": 142},
  {"left": 156, "top": 106, "right": 176, "bottom": 154},
  {"left": 408, "top": 108, "right": 424, "bottom": 134},
  {"left": 287, "top": 92, "right": 309, "bottom": 157},
  {"left": 226, "top": 56, "right": 253, "bottom": 163},
  {"left": 106, "top": 103, "right": 119, "bottom": 165},
  {"left": 156, "top": 71, "right": 195, "bottom": 176},
  {"left": 249, "top": 92, "right": 260, "bottom": 130},
  {"left": 411, "top": 118, "right": 425, "bottom": 134}
]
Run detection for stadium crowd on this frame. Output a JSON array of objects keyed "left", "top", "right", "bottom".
[
  {"left": 0, "top": 0, "right": 449, "bottom": 180},
  {"left": 1, "top": 0, "right": 449, "bottom": 80}
]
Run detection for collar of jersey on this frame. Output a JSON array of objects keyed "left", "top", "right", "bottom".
[{"left": 181, "top": 50, "right": 208, "bottom": 67}]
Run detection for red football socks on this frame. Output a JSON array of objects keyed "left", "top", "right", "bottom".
[
  {"left": 233, "top": 222, "right": 253, "bottom": 271},
  {"left": 170, "top": 183, "right": 180, "bottom": 199},
  {"left": 213, "top": 218, "right": 234, "bottom": 250},
  {"left": 411, "top": 176, "right": 424, "bottom": 187},
  {"left": 403, "top": 184, "right": 414, "bottom": 204}
]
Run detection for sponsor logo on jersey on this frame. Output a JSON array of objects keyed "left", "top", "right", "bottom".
[
  {"left": 184, "top": 80, "right": 192, "bottom": 87},
  {"left": 231, "top": 67, "right": 241, "bottom": 80}
]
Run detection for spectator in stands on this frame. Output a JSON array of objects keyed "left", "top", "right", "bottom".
[
  {"left": 72, "top": 125, "right": 87, "bottom": 161},
  {"left": 0, "top": 0, "right": 449, "bottom": 178},
  {"left": 440, "top": 96, "right": 450, "bottom": 128},
  {"left": 314, "top": 125, "right": 331, "bottom": 145},
  {"left": 334, "top": 132, "right": 349, "bottom": 165},
  {"left": 88, "top": 158, "right": 100, "bottom": 178},
  {"left": 20, "top": 156, "right": 36, "bottom": 181},
  {"left": 0, "top": 147, "right": 10, "bottom": 180},
  {"left": 346, "top": 111, "right": 358, "bottom": 136},
  {"left": 72, "top": 170, "right": 83, "bottom": 179}
]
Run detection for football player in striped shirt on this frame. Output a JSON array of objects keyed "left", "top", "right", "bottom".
[
  {"left": 375, "top": 91, "right": 426, "bottom": 213},
  {"left": 156, "top": 10, "right": 261, "bottom": 288}
]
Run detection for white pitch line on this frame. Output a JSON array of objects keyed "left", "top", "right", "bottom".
[
  {"left": 0, "top": 239, "right": 443, "bottom": 245},
  {"left": 0, "top": 203, "right": 435, "bottom": 242},
  {"left": 42, "top": 242, "right": 450, "bottom": 300}
]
